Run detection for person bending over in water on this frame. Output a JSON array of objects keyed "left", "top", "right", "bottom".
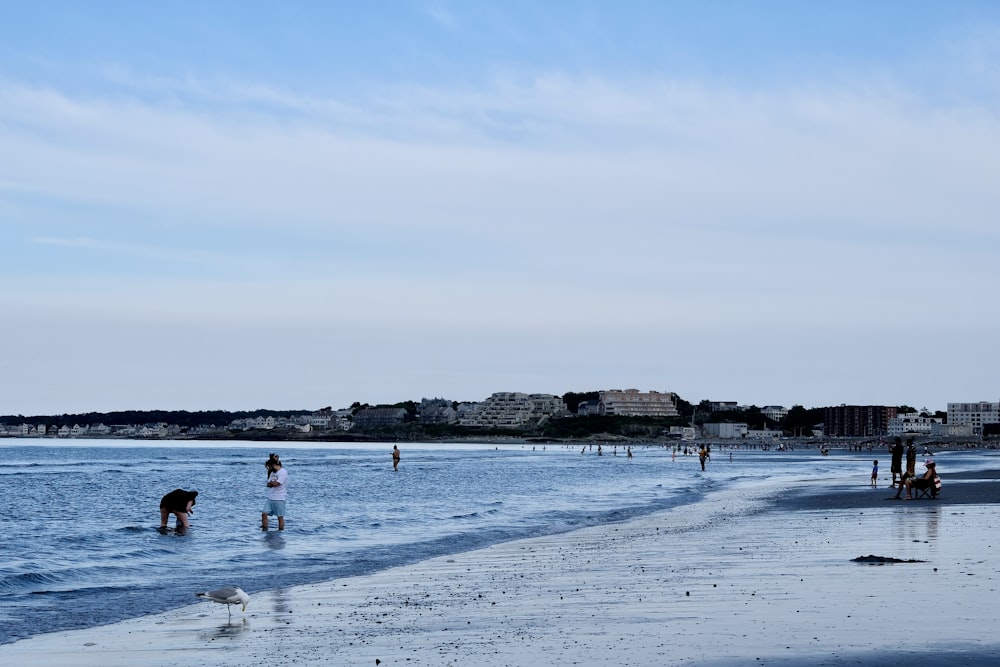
[{"left": 159, "top": 489, "right": 198, "bottom": 531}]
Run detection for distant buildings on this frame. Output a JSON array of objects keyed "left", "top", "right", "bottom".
[
  {"left": 823, "top": 405, "right": 898, "bottom": 437},
  {"left": 353, "top": 407, "right": 408, "bottom": 429},
  {"left": 3, "top": 393, "right": 998, "bottom": 440},
  {"left": 761, "top": 406, "right": 788, "bottom": 422},
  {"left": 887, "top": 413, "right": 942, "bottom": 437},
  {"left": 598, "top": 389, "right": 679, "bottom": 418},
  {"left": 419, "top": 398, "right": 458, "bottom": 424},
  {"left": 459, "top": 392, "right": 568, "bottom": 429},
  {"left": 702, "top": 423, "right": 749, "bottom": 439},
  {"left": 947, "top": 401, "right": 1000, "bottom": 437}
]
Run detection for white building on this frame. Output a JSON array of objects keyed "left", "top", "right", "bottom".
[
  {"left": 761, "top": 406, "right": 788, "bottom": 422},
  {"left": 140, "top": 423, "right": 168, "bottom": 438},
  {"left": 931, "top": 422, "right": 976, "bottom": 437},
  {"left": 702, "top": 423, "right": 749, "bottom": 439},
  {"left": 747, "top": 427, "right": 783, "bottom": 439},
  {"left": 460, "top": 392, "right": 568, "bottom": 428},
  {"left": 947, "top": 401, "right": 1000, "bottom": 435},
  {"left": 599, "top": 389, "right": 679, "bottom": 418},
  {"left": 230, "top": 416, "right": 276, "bottom": 431},
  {"left": 887, "top": 413, "right": 942, "bottom": 437}
]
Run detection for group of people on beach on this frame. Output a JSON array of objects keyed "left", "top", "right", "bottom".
[
  {"left": 158, "top": 445, "right": 403, "bottom": 532},
  {"left": 877, "top": 437, "right": 941, "bottom": 499}
]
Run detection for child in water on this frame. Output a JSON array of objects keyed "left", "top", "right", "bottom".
[{"left": 871, "top": 460, "right": 879, "bottom": 487}]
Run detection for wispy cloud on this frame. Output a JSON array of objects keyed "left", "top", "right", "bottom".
[
  {"left": 3, "top": 40, "right": 1000, "bottom": 412},
  {"left": 18, "top": 79, "right": 1000, "bottom": 248},
  {"left": 423, "top": 2, "right": 459, "bottom": 31}
]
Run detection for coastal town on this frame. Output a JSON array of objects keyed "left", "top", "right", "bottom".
[{"left": 2, "top": 389, "right": 998, "bottom": 444}]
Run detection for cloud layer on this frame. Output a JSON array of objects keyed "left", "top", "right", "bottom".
[{"left": 2, "top": 8, "right": 999, "bottom": 413}]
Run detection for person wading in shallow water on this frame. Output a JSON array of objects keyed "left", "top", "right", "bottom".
[
  {"left": 392, "top": 445, "right": 401, "bottom": 472},
  {"left": 261, "top": 458, "right": 288, "bottom": 531},
  {"left": 159, "top": 489, "right": 197, "bottom": 532}
]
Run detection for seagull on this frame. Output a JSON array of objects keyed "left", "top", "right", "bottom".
[{"left": 195, "top": 586, "right": 250, "bottom": 620}]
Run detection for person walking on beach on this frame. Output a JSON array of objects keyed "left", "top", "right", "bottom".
[
  {"left": 890, "top": 438, "right": 904, "bottom": 487},
  {"left": 871, "top": 460, "right": 879, "bottom": 487},
  {"left": 261, "top": 458, "right": 288, "bottom": 531},
  {"left": 392, "top": 445, "right": 401, "bottom": 472},
  {"left": 159, "top": 488, "right": 197, "bottom": 532}
]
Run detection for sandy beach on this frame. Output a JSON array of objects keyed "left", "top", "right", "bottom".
[{"left": 3, "top": 468, "right": 998, "bottom": 666}]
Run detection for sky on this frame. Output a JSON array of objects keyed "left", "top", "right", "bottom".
[{"left": 2, "top": 1, "right": 999, "bottom": 416}]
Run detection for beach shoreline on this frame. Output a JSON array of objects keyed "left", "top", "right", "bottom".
[{"left": 3, "top": 467, "right": 998, "bottom": 666}]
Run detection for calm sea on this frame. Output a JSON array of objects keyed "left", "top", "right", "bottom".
[{"left": 0, "top": 439, "right": 990, "bottom": 645}]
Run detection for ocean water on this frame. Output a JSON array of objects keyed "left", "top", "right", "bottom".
[{"left": 0, "top": 439, "right": 992, "bottom": 645}]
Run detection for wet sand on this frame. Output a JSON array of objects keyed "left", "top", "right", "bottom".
[{"left": 3, "top": 469, "right": 998, "bottom": 666}]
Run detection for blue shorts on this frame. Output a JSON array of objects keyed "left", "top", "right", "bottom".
[{"left": 263, "top": 500, "right": 286, "bottom": 517}]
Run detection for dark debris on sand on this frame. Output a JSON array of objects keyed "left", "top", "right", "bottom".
[{"left": 851, "top": 554, "right": 926, "bottom": 564}]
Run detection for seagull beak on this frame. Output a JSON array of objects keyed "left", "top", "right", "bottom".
[{"left": 242, "top": 602, "right": 247, "bottom": 612}]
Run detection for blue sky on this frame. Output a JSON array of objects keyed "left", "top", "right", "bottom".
[{"left": 2, "top": 2, "right": 999, "bottom": 415}]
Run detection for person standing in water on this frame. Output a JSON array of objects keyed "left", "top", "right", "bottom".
[
  {"left": 159, "top": 489, "right": 197, "bottom": 532},
  {"left": 261, "top": 458, "right": 288, "bottom": 531},
  {"left": 392, "top": 445, "right": 401, "bottom": 472}
]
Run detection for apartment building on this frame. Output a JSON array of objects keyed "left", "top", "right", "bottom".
[
  {"left": 702, "top": 422, "right": 749, "bottom": 439},
  {"left": 353, "top": 407, "right": 408, "bottom": 429},
  {"left": 599, "top": 389, "right": 679, "bottom": 418},
  {"left": 823, "top": 405, "right": 898, "bottom": 437},
  {"left": 761, "top": 406, "right": 788, "bottom": 422},
  {"left": 460, "top": 392, "right": 568, "bottom": 428},
  {"left": 947, "top": 401, "right": 1000, "bottom": 435},
  {"left": 887, "top": 413, "right": 942, "bottom": 437}
]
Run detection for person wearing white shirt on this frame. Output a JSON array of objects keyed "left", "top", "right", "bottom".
[{"left": 261, "top": 458, "right": 288, "bottom": 531}]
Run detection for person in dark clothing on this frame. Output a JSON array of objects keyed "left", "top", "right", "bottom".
[
  {"left": 890, "top": 438, "right": 904, "bottom": 487},
  {"left": 905, "top": 439, "right": 917, "bottom": 478},
  {"left": 159, "top": 489, "right": 198, "bottom": 531}
]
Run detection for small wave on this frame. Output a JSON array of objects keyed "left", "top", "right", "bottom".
[
  {"left": 30, "top": 584, "right": 127, "bottom": 597},
  {"left": 1, "top": 571, "right": 65, "bottom": 590},
  {"left": 118, "top": 525, "right": 149, "bottom": 533}
]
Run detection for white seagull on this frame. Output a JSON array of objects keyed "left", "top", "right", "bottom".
[{"left": 195, "top": 586, "right": 250, "bottom": 619}]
